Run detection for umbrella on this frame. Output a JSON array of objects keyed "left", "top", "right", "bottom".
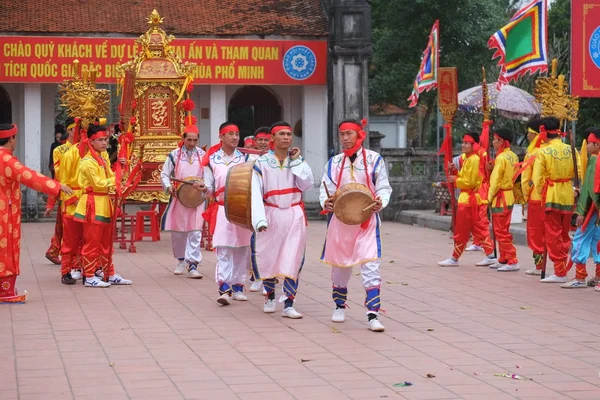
[{"left": 458, "top": 83, "right": 541, "bottom": 121}]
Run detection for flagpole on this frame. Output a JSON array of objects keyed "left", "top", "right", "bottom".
[{"left": 436, "top": 104, "right": 442, "bottom": 172}]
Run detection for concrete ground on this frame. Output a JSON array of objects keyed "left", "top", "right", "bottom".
[{"left": 1, "top": 221, "right": 600, "bottom": 400}]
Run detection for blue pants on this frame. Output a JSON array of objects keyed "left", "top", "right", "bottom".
[{"left": 570, "top": 213, "right": 600, "bottom": 265}]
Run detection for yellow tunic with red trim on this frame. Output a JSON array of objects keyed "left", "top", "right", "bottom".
[
  {"left": 74, "top": 152, "right": 115, "bottom": 224},
  {"left": 488, "top": 148, "right": 519, "bottom": 213},
  {"left": 521, "top": 143, "right": 548, "bottom": 203},
  {"left": 60, "top": 145, "right": 83, "bottom": 216},
  {"left": 456, "top": 153, "right": 483, "bottom": 205},
  {"left": 0, "top": 148, "right": 61, "bottom": 277},
  {"left": 532, "top": 138, "right": 578, "bottom": 213},
  {"left": 46, "top": 141, "right": 74, "bottom": 210}
]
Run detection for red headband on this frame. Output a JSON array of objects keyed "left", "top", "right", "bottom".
[
  {"left": 0, "top": 124, "right": 17, "bottom": 139},
  {"left": 184, "top": 125, "right": 199, "bottom": 135},
  {"left": 88, "top": 130, "right": 108, "bottom": 140},
  {"left": 588, "top": 133, "right": 600, "bottom": 143},
  {"left": 271, "top": 125, "right": 291, "bottom": 135},
  {"left": 255, "top": 132, "right": 270, "bottom": 139},
  {"left": 339, "top": 119, "right": 368, "bottom": 157},
  {"left": 463, "top": 135, "right": 476, "bottom": 144},
  {"left": 219, "top": 124, "right": 239, "bottom": 135},
  {"left": 339, "top": 122, "right": 362, "bottom": 132}
]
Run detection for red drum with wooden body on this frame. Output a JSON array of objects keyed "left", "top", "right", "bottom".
[
  {"left": 224, "top": 160, "right": 255, "bottom": 231},
  {"left": 333, "top": 183, "right": 374, "bottom": 225},
  {"left": 176, "top": 177, "right": 206, "bottom": 208}
]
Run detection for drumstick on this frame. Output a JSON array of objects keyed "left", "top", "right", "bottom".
[
  {"left": 362, "top": 202, "right": 379, "bottom": 212},
  {"left": 323, "top": 181, "right": 332, "bottom": 198}
]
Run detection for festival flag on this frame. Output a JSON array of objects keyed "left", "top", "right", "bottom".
[
  {"left": 488, "top": 0, "right": 548, "bottom": 90},
  {"left": 407, "top": 20, "right": 439, "bottom": 107}
]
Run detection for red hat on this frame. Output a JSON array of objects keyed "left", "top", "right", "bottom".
[{"left": 0, "top": 124, "right": 17, "bottom": 139}]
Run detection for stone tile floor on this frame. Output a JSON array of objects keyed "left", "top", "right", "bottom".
[{"left": 1, "top": 221, "right": 600, "bottom": 400}]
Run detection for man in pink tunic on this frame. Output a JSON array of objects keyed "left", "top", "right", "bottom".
[
  {"left": 160, "top": 125, "right": 207, "bottom": 278},
  {"left": 203, "top": 122, "right": 254, "bottom": 305},
  {"left": 320, "top": 119, "right": 392, "bottom": 332},
  {"left": 250, "top": 121, "right": 314, "bottom": 319}
]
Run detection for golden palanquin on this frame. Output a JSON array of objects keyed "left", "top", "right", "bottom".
[{"left": 117, "top": 10, "right": 195, "bottom": 203}]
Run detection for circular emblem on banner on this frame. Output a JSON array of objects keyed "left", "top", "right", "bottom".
[
  {"left": 283, "top": 46, "right": 317, "bottom": 80},
  {"left": 589, "top": 26, "right": 600, "bottom": 69}
]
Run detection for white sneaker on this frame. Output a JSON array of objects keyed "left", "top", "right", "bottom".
[
  {"left": 332, "top": 307, "right": 345, "bottom": 323},
  {"left": 466, "top": 244, "right": 483, "bottom": 252},
  {"left": 70, "top": 269, "right": 82, "bottom": 280},
  {"left": 262, "top": 287, "right": 267, "bottom": 295},
  {"left": 217, "top": 293, "right": 231, "bottom": 305},
  {"left": 525, "top": 269, "right": 542, "bottom": 275},
  {"left": 560, "top": 279, "right": 588, "bottom": 289},
  {"left": 540, "top": 274, "right": 568, "bottom": 283},
  {"left": 368, "top": 318, "right": 385, "bottom": 332},
  {"left": 263, "top": 299, "right": 276, "bottom": 313},
  {"left": 438, "top": 258, "right": 459, "bottom": 267},
  {"left": 498, "top": 263, "right": 520, "bottom": 272},
  {"left": 84, "top": 276, "right": 110, "bottom": 288},
  {"left": 95, "top": 270, "right": 104, "bottom": 279},
  {"left": 490, "top": 262, "right": 503, "bottom": 269},
  {"left": 232, "top": 291, "right": 248, "bottom": 301},
  {"left": 282, "top": 306, "right": 303, "bottom": 319},
  {"left": 249, "top": 280, "right": 262, "bottom": 292},
  {"left": 108, "top": 274, "right": 132, "bottom": 285},
  {"left": 174, "top": 260, "right": 186, "bottom": 275},
  {"left": 187, "top": 267, "right": 203, "bottom": 279},
  {"left": 476, "top": 257, "right": 497, "bottom": 266}
]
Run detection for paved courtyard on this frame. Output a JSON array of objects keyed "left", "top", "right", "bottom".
[{"left": 2, "top": 221, "right": 600, "bottom": 400}]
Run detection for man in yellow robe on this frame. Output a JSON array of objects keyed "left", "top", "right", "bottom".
[{"left": 532, "top": 116, "right": 578, "bottom": 283}]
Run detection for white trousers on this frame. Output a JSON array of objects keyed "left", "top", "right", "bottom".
[
  {"left": 331, "top": 260, "right": 382, "bottom": 289},
  {"left": 171, "top": 231, "right": 202, "bottom": 264},
  {"left": 215, "top": 246, "right": 249, "bottom": 287}
]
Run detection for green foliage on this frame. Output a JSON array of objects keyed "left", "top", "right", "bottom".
[{"left": 369, "top": 0, "right": 600, "bottom": 147}]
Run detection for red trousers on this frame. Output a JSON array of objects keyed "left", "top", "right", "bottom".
[
  {"left": 527, "top": 201, "right": 546, "bottom": 269},
  {"left": 576, "top": 264, "right": 600, "bottom": 281},
  {"left": 453, "top": 204, "right": 494, "bottom": 259},
  {"left": 60, "top": 217, "right": 83, "bottom": 276},
  {"left": 544, "top": 211, "right": 572, "bottom": 277},
  {"left": 81, "top": 222, "right": 114, "bottom": 278},
  {"left": 472, "top": 204, "right": 490, "bottom": 246},
  {"left": 46, "top": 206, "right": 63, "bottom": 258},
  {"left": 492, "top": 209, "right": 518, "bottom": 264}
]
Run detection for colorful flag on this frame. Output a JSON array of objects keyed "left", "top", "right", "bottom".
[
  {"left": 407, "top": 20, "right": 439, "bottom": 107},
  {"left": 488, "top": 0, "right": 548, "bottom": 90}
]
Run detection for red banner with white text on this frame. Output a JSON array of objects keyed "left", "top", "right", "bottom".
[
  {"left": 0, "top": 36, "right": 327, "bottom": 85},
  {"left": 571, "top": 0, "right": 600, "bottom": 97}
]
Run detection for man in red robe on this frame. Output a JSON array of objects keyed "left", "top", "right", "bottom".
[{"left": 0, "top": 124, "right": 72, "bottom": 303}]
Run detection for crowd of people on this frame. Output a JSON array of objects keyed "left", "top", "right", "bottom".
[
  {"left": 438, "top": 116, "right": 600, "bottom": 292},
  {"left": 0, "top": 118, "right": 393, "bottom": 332}
]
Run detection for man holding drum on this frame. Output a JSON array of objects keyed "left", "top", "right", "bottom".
[
  {"left": 160, "top": 124, "right": 207, "bottom": 278},
  {"left": 320, "top": 119, "right": 392, "bottom": 332},
  {"left": 203, "top": 122, "right": 253, "bottom": 305},
  {"left": 251, "top": 121, "right": 314, "bottom": 318}
]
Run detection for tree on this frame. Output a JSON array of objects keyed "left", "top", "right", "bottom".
[{"left": 369, "top": 0, "right": 517, "bottom": 146}]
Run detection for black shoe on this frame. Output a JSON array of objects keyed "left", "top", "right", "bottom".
[{"left": 61, "top": 273, "right": 76, "bottom": 285}]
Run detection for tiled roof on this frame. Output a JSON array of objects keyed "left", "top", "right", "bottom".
[
  {"left": 0, "top": 0, "right": 328, "bottom": 36},
  {"left": 370, "top": 103, "right": 413, "bottom": 116}
]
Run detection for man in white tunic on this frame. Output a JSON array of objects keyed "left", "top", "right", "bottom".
[
  {"left": 320, "top": 119, "right": 392, "bottom": 332},
  {"left": 160, "top": 125, "right": 206, "bottom": 278},
  {"left": 251, "top": 122, "right": 314, "bottom": 319},
  {"left": 203, "top": 122, "right": 254, "bottom": 305}
]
